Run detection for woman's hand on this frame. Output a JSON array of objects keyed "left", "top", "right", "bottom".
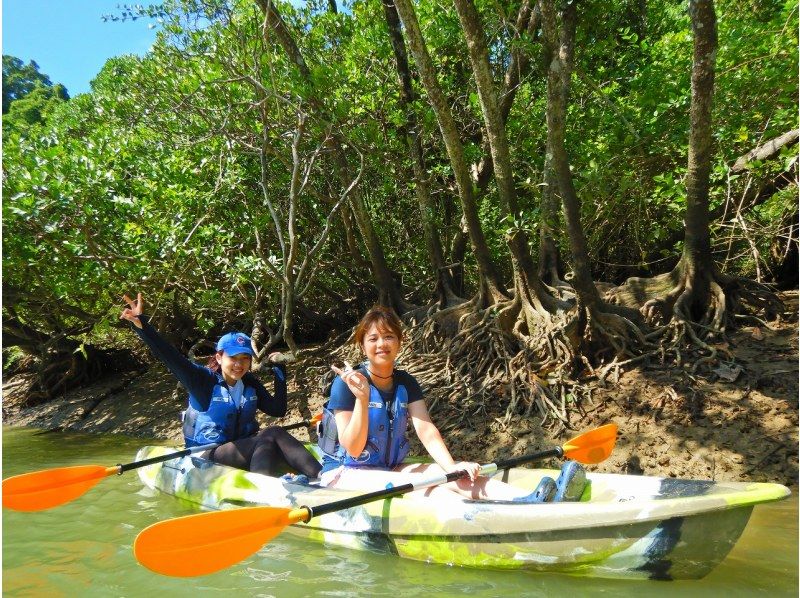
[
  {"left": 331, "top": 361, "right": 369, "bottom": 402},
  {"left": 120, "top": 292, "right": 144, "bottom": 329},
  {"left": 447, "top": 461, "right": 482, "bottom": 482}
]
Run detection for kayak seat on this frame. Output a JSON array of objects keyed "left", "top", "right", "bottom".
[
  {"left": 513, "top": 476, "right": 556, "bottom": 503},
  {"left": 553, "top": 461, "right": 587, "bottom": 502},
  {"left": 512, "top": 461, "right": 588, "bottom": 504}
]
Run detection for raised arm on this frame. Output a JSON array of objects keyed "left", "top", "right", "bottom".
[
  {"left": 243, "top": 361, "right": 287, "bottom": 418},
  {"left": 120, "top": 293, "right": 215, "bottom": 410}
]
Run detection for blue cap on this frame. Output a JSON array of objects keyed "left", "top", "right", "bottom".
[{"left": 216, "top": 332, "right": 254, "bottom": 356}]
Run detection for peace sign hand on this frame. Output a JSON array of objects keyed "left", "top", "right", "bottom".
[
  {"left": 120, "top": 292, "right": 144, "bottom": 329},
  {"left": 331, "top": 361, "right": 369, "bottom": 403}
]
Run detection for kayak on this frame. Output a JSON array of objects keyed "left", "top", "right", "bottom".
[{"left": 135, "top": 445, "right": 789, "bottom": 580}]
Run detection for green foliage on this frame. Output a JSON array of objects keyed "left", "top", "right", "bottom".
[
  {"left": 2, "top": 0, "right": 796, "bottom": 354},
  {"left": 3, "top": 55, "right": 69, "bottom": 110},
  {"left": 548, "top": 0, "right": 798, "bottom": 278},
  {"left": 2, "top": 55, "right": 70, "bottom": 135}
]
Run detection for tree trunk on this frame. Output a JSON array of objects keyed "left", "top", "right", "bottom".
[
  {"left": 536, "top": 2, "right": 563, "bottom": 286},
  {"left": 537, "top": 0, "right": 649, "bottom": 366},
  {"left": 330, "top": 148, "right": 407, "bottom": 310},
  {"left": 449, "top": 1, "right": 541, "bottom": 295},
  {"left": 538, "top": 148, "right": 564, "bottom": 284},
  {"left": 381, "top": 0, "right": 460, "bottom": 305},
  {"left": 394, "top": 0, "right": 508, "bottom": 305},
  {"left": 255, "top": 0, "right": 407, "bottom": 312},
  {"left": 282, "top": 284, "right": 298, "bottom": 354},
  {"left": 540, "top": 0, "right": 602, "bottom": 309},
  {"left": 450, "top": 215, "right": 469, "bottom": 295},
  {"left": 680, "top": 0, "right": 718, "bottom": 311},
  {"left": 473, "top": 0, "right": 542, "bottom": 190},
  {"left": 604, "top": 0, "right": 781, "bottom": 336},
  {"left": 341, "top": 205, "right": 370, "bottom": 270},
  {"left": 453, "top": 0, "right": 560, "bottom": 315}
]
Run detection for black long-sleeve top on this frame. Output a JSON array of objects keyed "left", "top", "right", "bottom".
[{"left": 132, "top": 315, "right": 287, "bottom": 416}]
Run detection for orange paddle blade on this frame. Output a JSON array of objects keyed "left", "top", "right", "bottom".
[
  {"left": 2, "top": 465, "right": 116, "bottom": 512},
  {"left": 134, "top": 506, "right": 308, "bottom": 577},
  {"left": 562, "top": 423, "right": 618, "bottom": 464}
]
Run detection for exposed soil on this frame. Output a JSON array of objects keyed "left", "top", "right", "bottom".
[{"left": 3, "top": 292, "right": 797, "bottom": 488}]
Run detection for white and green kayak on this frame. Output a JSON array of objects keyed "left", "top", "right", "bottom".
[{"left": 135, "top": 445, "right": 789, "bottom": 580}]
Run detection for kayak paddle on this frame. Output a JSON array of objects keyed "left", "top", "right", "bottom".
[
  {"left": 134, "top": 423, "right": 617, "bottom": 577},
  {"left": 279, "top": 413, "right": 322, "bottom": 431},
  {"left": 2, "top": 414, "right": 322, "bottom": 512}
]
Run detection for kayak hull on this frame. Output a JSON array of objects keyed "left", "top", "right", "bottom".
[{"left": 135, "top": 446, "right": 789, "bottom": 580}]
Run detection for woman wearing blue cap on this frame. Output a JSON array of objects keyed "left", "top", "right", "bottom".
[{"left": 120, "top": 293, "right": 321, "bottom": 479}]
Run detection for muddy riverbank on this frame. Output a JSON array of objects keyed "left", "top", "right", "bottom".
[{"left": 3, "top": 292, "right": 797, "bottom": 488}]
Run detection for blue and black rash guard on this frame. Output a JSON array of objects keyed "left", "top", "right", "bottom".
[
  {"left": 321, "top": 369, "right": 423, "bottom": 473},
  {"left": 132, "top": 315, "right": 287, "bottom": 445}
]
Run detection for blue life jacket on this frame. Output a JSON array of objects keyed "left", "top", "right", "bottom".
[
  {"left": 317, "top": 373, "right": 410, "bottom": 468},
  {"left": 182, "top": 374, "right": 259, "bottom": 446}
]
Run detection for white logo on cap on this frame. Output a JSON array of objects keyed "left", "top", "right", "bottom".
[{"left": 236, "top": 335, "right": 246, "bottom": 345}]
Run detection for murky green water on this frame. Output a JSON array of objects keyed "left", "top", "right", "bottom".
[{"left": 3, "top": 426, "right": 797, "bottom": 597}]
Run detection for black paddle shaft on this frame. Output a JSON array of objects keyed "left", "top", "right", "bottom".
[
  {"left": 494, "top": 446, "right": 563, "bottom": 470},
  {"left": 116, "top": 418, "right": 317, "bottom": 474},
  {"left": 281, "top": 420, "right": 311, "bottom": 431},
  {"left": 305, "top": 445, "right": 564, "bottom": 520},
  {"left": 116, "top": 443, "right": 219, "bottom": 474}
]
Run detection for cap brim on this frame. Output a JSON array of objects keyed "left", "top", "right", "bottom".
[{"left": 223, "top": 347, "right": 254, "bottom": 357}]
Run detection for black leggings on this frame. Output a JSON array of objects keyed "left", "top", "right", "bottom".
[{"left": 208, "top": 426, "right": 322, "bottom": 478}]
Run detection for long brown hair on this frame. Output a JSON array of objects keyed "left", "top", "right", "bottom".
[{"left": 353, "top": 305, "right": 403, "bottom": 348}]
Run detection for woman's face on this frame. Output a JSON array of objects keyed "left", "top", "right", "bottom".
[
  {"left": 215, "top": 352, "right": 252, "bottom": 383},
  {"left": 361, "top": 323, "right": 400, "bottom": 368}
]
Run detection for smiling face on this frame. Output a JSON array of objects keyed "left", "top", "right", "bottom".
[
  {"left": 361, "top": 323, "right": 400, "bottom": 370},
  {"left": 353, "top": 306, "right": 404, "bottom": 374},
  {"left": 215, "top": 351, "right": 252, "bottom": 385}
]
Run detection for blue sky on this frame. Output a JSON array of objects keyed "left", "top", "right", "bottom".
[{"left": 3, "top": 1, "right": 160, "bottom": 96}]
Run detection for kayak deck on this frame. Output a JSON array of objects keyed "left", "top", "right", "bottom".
[{"left": 135, "top": 446, "right": 789, "bottom": 580}]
